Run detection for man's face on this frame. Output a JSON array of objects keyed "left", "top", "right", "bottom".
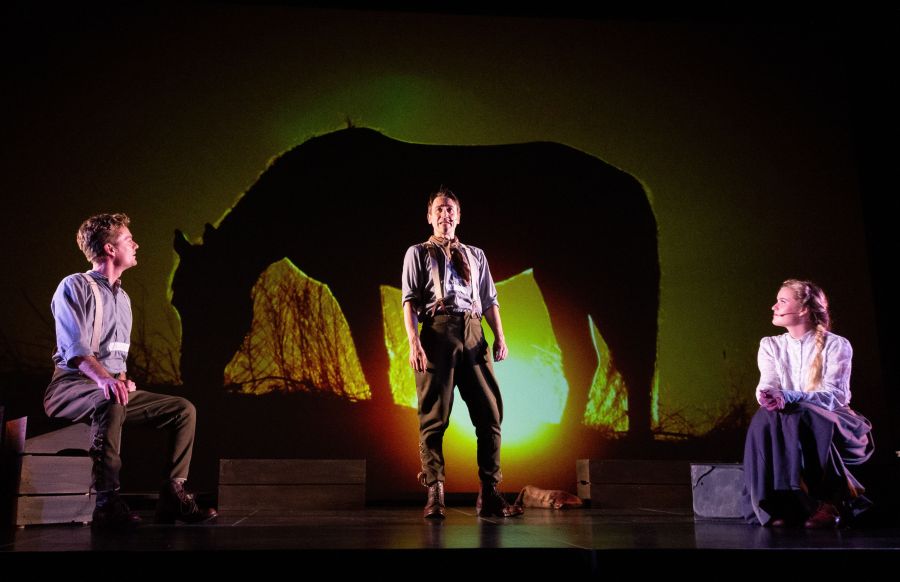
[
  {"left": 108, "top": 226, "right": 139, "bottom": 270},
  {"left": 427, "top": 196, "right": 460, "bottom": 238}
]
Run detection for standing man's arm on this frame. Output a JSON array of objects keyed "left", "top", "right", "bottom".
[
  {"left": 402, "top": 245, "right": 430, "bottom": 373},
  {"left": 475, "top": 248, "right": 506, "bottom": 363},
  {"left": 404, "top": 302, "right": 429, "bottom": 373},
  {"left": 483, "top": 305, "right": 508, "bottom": 362}
]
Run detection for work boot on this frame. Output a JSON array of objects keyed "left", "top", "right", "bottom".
[
  {"left": 155, "top": 480, "right": 218, "bottom": 524},
  {"left": 423, "top": 481, "right": 446, "bottom": 519},
  {"left": 476, "top": 483, "right": 524, "bottom": 517},
  {"left": 92, "top": 492, "right": 142, "bottom": 531}
]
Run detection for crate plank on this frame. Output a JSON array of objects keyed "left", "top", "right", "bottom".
[
  {"left": 577, "top": 483, "right": 692, "bottom": 509},
  {"left": 576, "top": 459, "right": 689, "bottom": 485},
  {"left": 4, "top": 416, "right": 27, "bottom": 455},
  {"left": 16, "top": 494, "right": 93, "bottom": 526},
  {"left": 218, "top": 484, "right": 365, "bottom": 513},
  {"left": 24, "top": 423, "right": 90, "bottom": 454},
  {"left": 219, "top": 459, "right": 365, "bottom": 485},
  {"left": 19, "top": 456, "right": 92, "bottom": 494},
  {"left": 576, "top": 459, "right": 692, "bottom": 510}
]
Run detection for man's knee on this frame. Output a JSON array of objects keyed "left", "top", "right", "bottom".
[
  {"left": 179, "top": 397, "right": 196, "bottom": 416},
  {"left": 474, "top": 423, "right": 501, "bottom": 442},
  {"left": 420, "top": 424, "right": 447, "bottom": 443},
  {"left": 95, "top": 398, "right": 126, "bottom": 423},
  {"left": 173, "top": 397, "right": 197, "bottom": 427}
]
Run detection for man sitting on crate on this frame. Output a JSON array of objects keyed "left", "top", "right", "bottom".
[{"left": 44, "top": 213, "right": 216, "bottom": 530}]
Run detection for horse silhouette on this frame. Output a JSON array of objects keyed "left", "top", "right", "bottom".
[{"left": 171, "top": 128, "right": 659, "bottom": 438}]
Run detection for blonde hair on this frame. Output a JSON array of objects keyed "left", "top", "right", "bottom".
[{"left": 781, "top": 279, "right": 831, "bottom": 392}]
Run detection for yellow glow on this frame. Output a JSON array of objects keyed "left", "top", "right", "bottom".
[
  {"left": 652, "top": 370, "right": 660, "bottom": 429},
  {"left": 380, "top": 269, "right": 569, "bottom": 449},
  {"left": 225, "top": 258, "right": 371, "bottom": 400},
  {"left": 583, "top": 316, "right": 629, "bottom": 432},
  {"left": 380, "top": 284, "right": 417, "bottom": 408},
  {"left": 227, "top": 260, "right": 647, "bottom": 492},
  {"left": 581, "top": 317, "right": 660, "bottom": 433}
]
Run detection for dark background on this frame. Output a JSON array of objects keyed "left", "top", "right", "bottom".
[{"left": 2, "top": 3, "right": 896, "bottom": 494}]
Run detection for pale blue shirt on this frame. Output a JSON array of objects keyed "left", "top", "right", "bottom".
[
  {"left": 51, "top": 271, "right": 132, "bottom": 374},
  {"left": 401, "top": 243, "right": 499, "bottom": 319},
  {"left": 755, "top": 330, "right": 853, "bottom": 411}
]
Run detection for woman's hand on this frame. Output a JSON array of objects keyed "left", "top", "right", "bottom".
[{"left": 759, "top": 389, "right": 785, "bottom": 411}]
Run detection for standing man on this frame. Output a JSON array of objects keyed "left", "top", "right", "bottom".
[
  {"left": 45, "top": 213, "right": 217, "bottom": 529},
  {"left": 402, "top": 187, "right": 523, "bottom": 519}
]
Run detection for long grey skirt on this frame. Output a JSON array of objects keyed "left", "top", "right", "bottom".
[{"left": 742, "top": 402, "right": 874, "bottom": 525}]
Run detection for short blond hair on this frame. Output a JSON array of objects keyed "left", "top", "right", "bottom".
[{"left": 76, "top": 213, "right": 130, "bottom": 263}]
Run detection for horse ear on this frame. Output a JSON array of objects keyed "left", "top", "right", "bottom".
[
  {"left": 203, "top": 223, "right": 217, "bottom": 243},
  {"left": 173, "top": 229, "right": 193, "bottom": 257}
]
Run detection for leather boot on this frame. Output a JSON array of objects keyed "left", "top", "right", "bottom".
[
  {"left": 476, "top": 483, "right": 524, "bottom": 517},
  {"left": 92, "top": 492, "right": 142, "bottom": 531},
  {"left": 424, "top": 481, "right": 446, "bottom": 519},
  {"left": 155, "top": 480, "right": 218, "bottom": 524}
]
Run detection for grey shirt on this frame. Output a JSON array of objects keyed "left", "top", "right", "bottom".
[
  {"left": 51, "top": 271, "right": 132, "bottom": 374},
  {"left": 402, "top": 243, "right": 499, "bottom": 319},
  {"left": 755, "top": 330, "right": 853, "bottom": 411}
]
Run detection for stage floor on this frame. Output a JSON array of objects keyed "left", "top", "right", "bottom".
[{"left": 3, "top": 506, "right": 899, "bottom": 572}]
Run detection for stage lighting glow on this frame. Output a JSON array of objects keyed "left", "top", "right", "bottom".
[
  {"left": 226, "top": 260, "right": 644, "bottom": 458},
  {"left": 224, "top": 258, "right": 372, "bottom": 400},
  {"left": 583, "top": 316, "right": 629, "bottom": 431},
  {"left": 381, "top": 270, "right": 569, "bottom": 448}
]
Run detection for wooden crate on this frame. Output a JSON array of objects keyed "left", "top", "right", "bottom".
[
  {"left": 690, "top": 463, "right": 745, "bottom": 521},
  {"left": 16, "top": 493, "right": 93, "bottom": 526},
  {"left": 218, "top": 459, "right": 366, "bottom": 515},
  {"left": 576, "top": 459, "right": 692, "bottom": 510},
  {"left": 23, "top": 422, "right": 90, "bottom": 454},
  {"left": 19, "top": 455, "right": 92, "bottom": 494},
  {"left": 10, "top": 420, "right": 94, "bottom": 526}
]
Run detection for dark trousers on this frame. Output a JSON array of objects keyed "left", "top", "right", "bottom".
[
  {"left": 741, "top": 402, "right": 874, "bottom": 525},
  {"left": 44, "top": 368, "right": 196, "bottom": 494},
  {"left": 416, "top": 313, "right": 503, "bottom": 486}
]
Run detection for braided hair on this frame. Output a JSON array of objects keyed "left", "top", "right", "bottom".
[{"left": 781, "top": 279, "right": 831, "bottom": 392}]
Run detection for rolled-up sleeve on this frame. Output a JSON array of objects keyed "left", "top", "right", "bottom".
[
  {"left": 476, "top": 248, "right": 499, "bottom": 311},
  {"left": 402, "top": 245, "right": 423, "bottom": 308},
  {"left": 51, "top": 276, "right": 94, "bottom": 366}
]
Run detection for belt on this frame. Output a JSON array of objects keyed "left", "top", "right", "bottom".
[{"left": 423, "top": 310, "right": 481, "bottom": 321}]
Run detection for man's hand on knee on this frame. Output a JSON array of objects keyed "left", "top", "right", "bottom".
[{"left": 97, "top": 377, "right": 130, "bottom": 405}]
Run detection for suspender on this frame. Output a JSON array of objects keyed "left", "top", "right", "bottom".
[
  {"left": 425, "top": 244, "right": 445, "bottom": 304},
  {"left": 79, "top": 272, "right": 103, "bottom": 356},
  {"left": 423, "top": 243, "right": 481, "bottom": 317},
  {"left": 462, "top": 245, "right": 482, "bottom": 316}
]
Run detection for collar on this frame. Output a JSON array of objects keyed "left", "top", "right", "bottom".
[
  {"left": 87, "top": 270, "right": 122, "bottom": 290},
  {"left": 786, "top": 329, "right": 816, "bottom": 343}
]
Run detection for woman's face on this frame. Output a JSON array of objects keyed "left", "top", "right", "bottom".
[{"left": 771, "top": 286, "right": 807, "bottom": 327}]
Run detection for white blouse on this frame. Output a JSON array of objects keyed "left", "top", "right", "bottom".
[{"left": 755, "top": 330, "right": 853, "bottom": 411}]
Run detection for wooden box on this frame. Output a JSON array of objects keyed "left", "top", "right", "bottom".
[
  {"left": 576, "top": 459, "right": 692, "bottom": 510},
  {"left": 12, "top": 420, "right": 93, "bottom": 526},
  {"left": 218, "top": 459, "right": 366, "bottom": 515}
]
